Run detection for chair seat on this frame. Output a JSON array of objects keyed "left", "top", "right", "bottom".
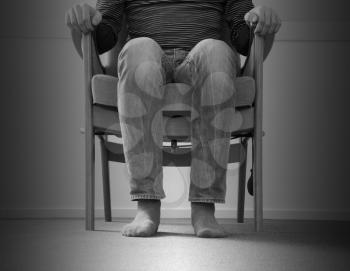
[
  {"left": 91, "top": 74, "right": 256, "bottom": 140},
  {"left": 92, "top": 74, "right": 256, "bottom": 108},
  {"left": 93, "top": 105, "right": 254, "bottom": 140}
]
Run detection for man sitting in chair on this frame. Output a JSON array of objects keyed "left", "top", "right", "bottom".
[{"left": 66, "top": 0, "right": 281, "bottom": 238}]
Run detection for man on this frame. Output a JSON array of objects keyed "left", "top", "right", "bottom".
[{"left": 66, "top": 0, "right": 281, "bottom": 238}]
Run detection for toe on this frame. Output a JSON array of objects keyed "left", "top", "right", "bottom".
[
  {"left": 197, "top": 227, "right": 227, "bottom": 238},
  {"left": 122, "top": 221, "right": 158, "bottom": 237},
  {"left": 196, "top": 228, "right": 212, "bottom": 238},
  {"left": 122, "top": 224, "right": 136, "bottom": 237}
]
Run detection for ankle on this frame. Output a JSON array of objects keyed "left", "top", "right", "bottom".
[
  {"left": 191, "top": 202, "right": 215, "bottom": 211},
  {"left": 191, "top": 202, "right": 214, "bottom": 207},
  {"left": 137, "top": 199, "right": 161, "bottom": 204},
  {"left": 137, "top": 199, "right": 160, "bottom": 210},
  {"left": 191, "top": 202, "right": 215, "bottom": 217},
  {"left": 135, "top": 200, "right": 161, "bottom": 222}
]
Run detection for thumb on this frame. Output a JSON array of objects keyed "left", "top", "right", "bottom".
[
  {"left": 91, "top": 10, "right": 102, "bottom": 26},
  {"left": 244, "top": 11, "right": 258, "bottom": 26}
]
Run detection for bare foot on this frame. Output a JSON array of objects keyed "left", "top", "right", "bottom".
[
  {"left": 122, "top": 200, "right": 160, "bottom": 237},
  {"left": 191, "top": 202, "right": 228, "bottom": 238}
]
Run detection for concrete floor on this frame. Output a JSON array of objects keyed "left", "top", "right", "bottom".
[{"left": 1, "top": 219, "right": 350, "bottom": 271}]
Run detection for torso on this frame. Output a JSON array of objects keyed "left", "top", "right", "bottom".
[{"left": 125, "top": 0, "right": 227, "bottom": 50}]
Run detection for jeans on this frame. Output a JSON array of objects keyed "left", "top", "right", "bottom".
[{"left": 117, "top": 37, "right": 240, "bottom": 203}]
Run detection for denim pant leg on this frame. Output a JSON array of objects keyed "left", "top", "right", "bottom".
[
  {"left": 175, "top": 39, "right": 240, "bottom": 204},
  {"left": 117, "top": 37, "right": 167, "bottom": 201}
]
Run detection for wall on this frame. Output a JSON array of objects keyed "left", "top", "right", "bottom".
[{"left": 1, "top": 0, "right": 350, "bottom": 220}]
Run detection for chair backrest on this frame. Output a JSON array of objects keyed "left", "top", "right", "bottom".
[{"left": 100, "top": 17, "right": 239, "bottom": 77}]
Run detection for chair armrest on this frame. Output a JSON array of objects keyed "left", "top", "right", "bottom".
[
  {"left": 241, "top": 33, "right": 264, "bottom": 142},
  {"left": 241, "top": 34, "right": 265, "bottom": 77},
  {"left": 251, "top": 33, "right": 264, "bottom": 110},
  {"left": 81, "top": 33, "right": 104, "bottom": 78},
  {"left": 81, "top": 33, "right": 104, "bottom": 136}
]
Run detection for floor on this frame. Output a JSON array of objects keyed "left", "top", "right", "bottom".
[{"left": 1, "top": 219, "right": 350, "bottom": 271}]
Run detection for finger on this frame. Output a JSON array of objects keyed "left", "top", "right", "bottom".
[
  {"left": 261, "top": 9, "right": 271, "bottom": 36},
  {"left": 68, "top": 9, "right": 80, "bottom": 32},
  {"left": 271, "top": 15, "right": 281, "bottom": 34},
  {"left": 244, "top": 11, "right": 250, "bottom": 22},
  {"left": 65, "top": 11, "right": 71, "bottom": 27},
  {"left": 269, "top": 13, "right": 278, "bottom": 34},
  {"left": 254, "top": 10, "right": 265, "bottom": 34},
  {"left": 92, "top": 11, "right": 102, "bottom": 26},
  {"left": 254, "top": 21, "right": 264, "bottom": 34},
  {"left": 82, "top": 4, "right": 94, "bottom": 31},
  {"left": 245, "top": 11, "right": 258, "bottom": 26},
  {"left": 75, "top": 5, "right": 88, "bottom": 33},
  {"left": 275, "top": 19, "right": 282, "bottom": 33}
]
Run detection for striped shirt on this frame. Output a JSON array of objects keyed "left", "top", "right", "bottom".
[{"left": 95, "top": 0, "right": 254, "bottom": 55}]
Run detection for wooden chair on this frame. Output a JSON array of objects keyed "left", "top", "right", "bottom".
[{"left": 78, "top": 20, "right": 266, "bottom": 232}]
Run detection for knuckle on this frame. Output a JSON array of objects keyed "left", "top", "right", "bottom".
[{"left": 84, "top": 19, "right": 91, "bottom": 26}]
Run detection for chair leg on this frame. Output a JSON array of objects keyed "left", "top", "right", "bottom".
[
  {"left": 86, "top": 131, "right": 95, "bottom": 231},
  {"left": 237, "top": 138, "right": 248, "bottom": 223},
  {"left": 252, "top": 134, "right": 263, "bottom": 232},
  {"left": 99, "top": 136, "right": 112, "bottom": 222}
]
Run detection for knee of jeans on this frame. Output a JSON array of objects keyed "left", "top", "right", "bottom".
[
  {"left": 118, "top": 37, "right": 161, "bottom": 63},
  {"left": 117, "top": 37, "right": 164, "bottom": 80},
  {"left": 196, "top": 39, "right": 231, "bottom": 56},
  {"left": 194, "top": 39, "right": 239, "bottom": 69}
]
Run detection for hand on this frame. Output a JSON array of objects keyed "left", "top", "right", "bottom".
[
  {"left": 65, "top": 3, "right": 102, "bottom": 34},
  {"left": 244, "top": 6, "right": 281, "bottom": 36}
]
